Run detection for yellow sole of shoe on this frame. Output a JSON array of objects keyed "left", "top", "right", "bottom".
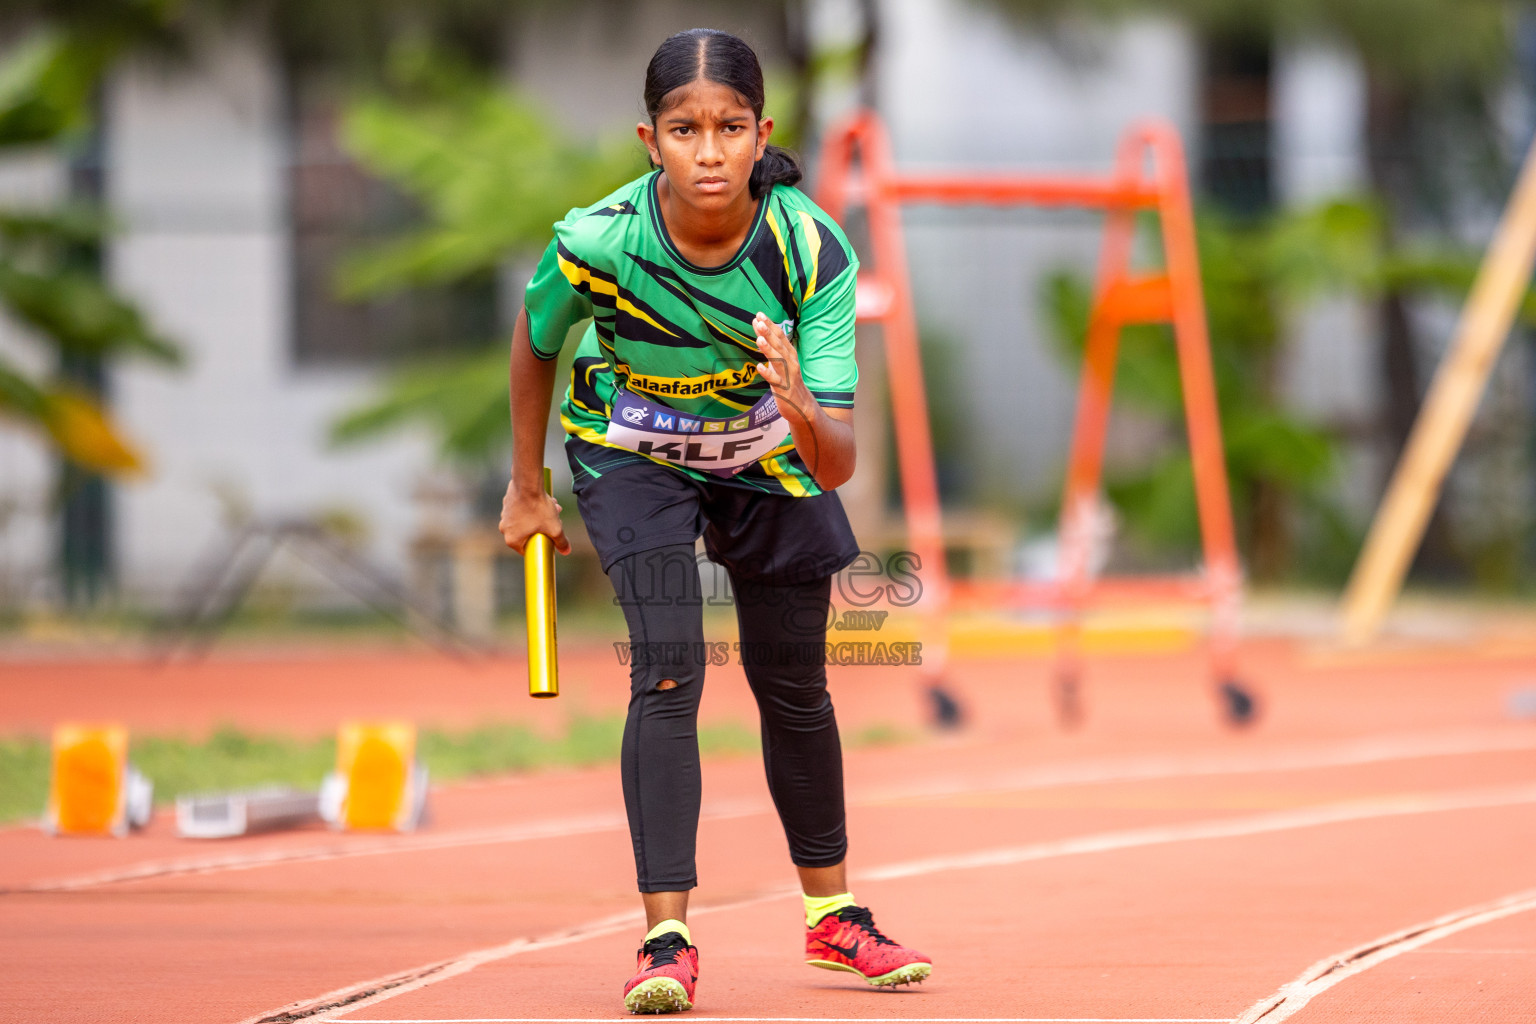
[
  {"left": 624, "top": 976, "right": 693, "bottom": 1014},
  {"left": 806, "top": 959, "right": 932, "bottom": 987}
]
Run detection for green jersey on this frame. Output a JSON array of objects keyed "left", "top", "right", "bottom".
[{"left": 524, "top": 170, "right": 859, "bottom": 497}]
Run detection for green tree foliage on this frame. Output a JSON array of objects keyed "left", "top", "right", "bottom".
[
  {"left": 334, "top": 48, "right": 641, "bottom": 297},
  {"left": 328, "top": 48, "right": 642, "bottom": 463},
  {"left": 0, "top": 0, "right": 527, "bottom": 73},
  {"left": 0, "top": 29, "right": 180, "bottom": 474},
  {"left": 328, "top": 347, "right": 516, "bottom": 463}
]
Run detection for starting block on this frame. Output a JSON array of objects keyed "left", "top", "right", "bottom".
[
  {"left": 319, "top": 721, "right": 428, "bottom": 832},
  {"left": 45, "top": 723, "right": 153, "bottom": 837},
  {"left": 176, "top": 786, "right": 322, "bottom": 839}
]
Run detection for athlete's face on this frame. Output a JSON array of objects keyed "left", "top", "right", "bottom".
[{"left": 639, "top": 78, "right": 772, "bottom": 213}]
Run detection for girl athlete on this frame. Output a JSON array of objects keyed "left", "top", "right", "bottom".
[{"left": 499, "top": 28, "right": 931, "bottom": 1015}]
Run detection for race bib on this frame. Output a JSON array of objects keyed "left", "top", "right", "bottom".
[{"left": 605, "top": 388, "right": 790, "bottom": 477}]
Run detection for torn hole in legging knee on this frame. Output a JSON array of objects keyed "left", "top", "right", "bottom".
[{"left": 629, "top": 666, "right": 700, "bottom": 698}]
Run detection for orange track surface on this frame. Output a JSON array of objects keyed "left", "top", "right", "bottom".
[{"left": 3, "top": 638, "right": 1535, "bottom": 1023}]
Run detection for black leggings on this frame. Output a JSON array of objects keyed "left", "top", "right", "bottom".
[{"left": 608, "top": 543, "right": 846, "bottom": 892}]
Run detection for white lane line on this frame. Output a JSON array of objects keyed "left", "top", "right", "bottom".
[
  {"left": 238, "top": 782, "right": 1536, "bottom": 1024},
  {"left": 236, "top": 895, "right": 782, "bottom": 1024},
  {"left": 4, "top": 803, "right": 764, "bottom": 894},
  {"left": 1233, "top": 887, "right": 1536, "bottom": 1023},
  {"left": 857, "top": 728, "right": 1536, "bottom": 806},
  {"left": 860, "top": 782, "right": 1536, "bottom": 882},
  {"left": 2, "top": 813, "right": 631, "bottom": 894},
  {"left": 15, "top": 727, "right": 1536, "bottom": 894}
]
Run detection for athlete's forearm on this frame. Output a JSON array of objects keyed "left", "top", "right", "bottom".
[
  {"left": 509, "top": 308, "right": 560, "bottom": 495},
  {"left": 780, "top": 399, "right": 855, "bottom": 491}
]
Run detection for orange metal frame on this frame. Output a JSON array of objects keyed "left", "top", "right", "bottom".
[{"left": 816, "top": 110, "right": 1243, "bottom": 725}]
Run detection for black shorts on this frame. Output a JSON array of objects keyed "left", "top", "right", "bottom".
[{"left": 570, "top": 452, "right": 860, "bottom": 585}]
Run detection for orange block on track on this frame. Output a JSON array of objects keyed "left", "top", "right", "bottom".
[
  {"left": 334, "top": 721, "right": 425, "bottom": 831},
  {"left": 46, "top": 723, "right": 128, "bottom": 836}
]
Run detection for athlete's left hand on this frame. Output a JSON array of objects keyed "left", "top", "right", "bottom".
[
  {"left": 752, "top": 311, "right": 856, "bottom": 489},
  {"left": 752, "top": 312, "right": 813, "bottom": 417}
]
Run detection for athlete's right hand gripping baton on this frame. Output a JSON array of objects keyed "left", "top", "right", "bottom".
[{"left": 525, "top": 467, "right": 559, "bottom": 699}]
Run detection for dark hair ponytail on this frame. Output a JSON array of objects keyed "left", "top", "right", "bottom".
[
  {"left": 643, "top": 28, "right": 801, "bottom": 199},
  {"left": 751, "top": 145, "right": 800, "bottom": 199}
]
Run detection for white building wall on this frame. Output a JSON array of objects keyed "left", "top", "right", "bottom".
[
  {"left": 1272, "top": 40, "right": 1380, "bottom": 516},
  {"left": 1273, "top": 40, "right": 1375, "bottom": 424},
  {"left": 877, "top": 0, "right": 1198, "bottom": 503},
  {"left": 1274, "top": 42, "right": 1368, "bottom": 204},
  {"left": 107, "top": 33, "right": 434, "bottom": 604}
]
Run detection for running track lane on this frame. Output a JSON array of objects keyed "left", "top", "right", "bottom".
[
  {"left": 233, "top": 752, "right": 1536, "bottom": 1024},
  {"left": 286, "top": 790, "right": 1536, "bottom": 1024},
  {"left": 5, "top": 728, "right": 1535, "bottom": 1023}
]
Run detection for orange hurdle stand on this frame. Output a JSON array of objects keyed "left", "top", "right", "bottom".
[{"left": 816, "top": 110, "right": 1254, "bottom": 728}]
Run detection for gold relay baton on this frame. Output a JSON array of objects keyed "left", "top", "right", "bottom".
[{"left": 525, "top": 467, "right": 559, "bottom": 698}]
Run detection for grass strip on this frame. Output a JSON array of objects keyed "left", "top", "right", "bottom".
[{"left": 0, "top": 715, "right": 762, "bottom": 827}]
